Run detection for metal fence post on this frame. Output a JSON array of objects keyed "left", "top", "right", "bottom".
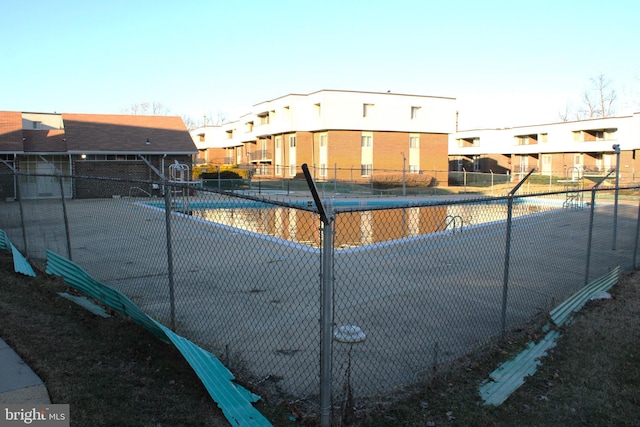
[
  {"left": 501, "top": 169, "right": 535, "bottom": 338},
  {"left": 15, "top": 172, "right": 28, "bottom": 255},
  {"left": 301, "top": 163, "right": 334, "bottom": 427},
  {"left": 163, "top": 180, "right": 177, "bottom": 330},
  {"left": 500, "top": 194, "right": 514, "bottom": 339},
  {"left": 320, "top": 201, "right": 334, "bottom": 427},
  {"left": 57, "top": 173, "right": 73, "bottom": 261},
  {"left": 633, "top": 196, "right": 640, "bottom": 270},
  {"left": 612, "top": 144, "right": 620, "bottom": 250},
  {"left": 585, "top": 171, "right": 615, "bottom": 284}
]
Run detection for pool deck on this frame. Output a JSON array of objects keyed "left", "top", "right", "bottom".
[{"left": 0, "top": 194, "right": 636, "bottom": 398}]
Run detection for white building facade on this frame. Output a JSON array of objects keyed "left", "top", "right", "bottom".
[
  {"left": 449, "top": 113, "right": 640, "bottom": 183},
  {"left": 191, "top": 90, "right": 457, "bottom": 182}
]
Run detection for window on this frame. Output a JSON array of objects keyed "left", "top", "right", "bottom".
[
  {"left": 289, "top": 135, "right": 296, "bottom": 147},
  {"left": 361, "top": 135, "right": 372, "bottom": 147},
  {"left": 363, "top": 103, "right": 374, "bottom": 117},
  {"left": 574, "top": 128, "right": 617, "bottom": 142},
  {"left": 319, "top": 164, "right": 327, "bottom": 177},
  {"left": 257, "top": 113, "right": 269, "bottom": 125},
  {"left": 457, "top": 137, "right": 479, "bottom": 147},
  {"left": 409, "top": 135, "right": 419, "bottom": 149},
  {"left": 319, "top": 134, "right": 327, "bottom": 147},
  {"left": 515, "top": 134, "right": 537, "bottom": 145},
  {"left": 409, "top": 165, "right": 419, "bottom": 173},
  {"left": 540, "top": 133, "right": 548, "bottom": 143},
  {"left": 361, "top": 164, "right": 372, "bottom": 177},
  {"left": 198, "top": 134, "right": 205, "bottom": 142},
  {"left": 314, "top": 103, "right": 321, "bottom": 117},
  {"left": 245, "top": 121, "right": 254, "bottom": 132},
  {"left": 275, "top": 136, "right": 282, "bottom": 148},
  {"left": 411, "top": 106, "right": 421, "bottom": 120},
  {"left": 32, "top": 121, "right": 42, "bottom": 129},
  {"left": 283, "top": 106, "right": 290, "bottom": 119},
  {"left": 226, "top": 130, "right": 233, "bottom": 139},
  {"left": 290, "top": 164, "right": 297, "bottom": 176}
]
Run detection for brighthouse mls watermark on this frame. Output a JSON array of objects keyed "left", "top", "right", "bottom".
[{"left": 1, "top": 405, "right": 69, "bottom": 427}]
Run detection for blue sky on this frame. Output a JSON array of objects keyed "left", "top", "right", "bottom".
[{"left": 2, "top": 0, "right": 639, "bottom": 129}]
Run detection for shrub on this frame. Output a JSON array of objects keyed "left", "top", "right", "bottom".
[{"left": 372, "top": 172, "right": 435, "bottom": 189}]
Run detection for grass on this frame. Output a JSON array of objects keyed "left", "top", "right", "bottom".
[
  {"left": 1, "top": 250, "right": 639, "bottom": 426},
  {"left": 0, "top": 252, "right": 295, "bottom": 426}
]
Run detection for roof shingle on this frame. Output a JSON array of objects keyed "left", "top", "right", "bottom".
[
  {"left": 0, "top": 112, "right": 24, "bottom": 152},
  {"left": 61, "top": 114, "right": 197, "bottom": 154}
]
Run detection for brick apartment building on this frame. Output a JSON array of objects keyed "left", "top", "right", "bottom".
[
  {"left": 191, "top": 90, "right": 457, "bottom": 185},
  {"left": 449, "top": 113, "right": 640, "bottom": 183},
  {"left": 0, "top": 111, "right": 197, "bottom": 199}
]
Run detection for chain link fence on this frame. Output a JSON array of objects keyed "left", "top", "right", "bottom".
[{"left": 0, "top": 170, "right": 638, "bottom": 424}]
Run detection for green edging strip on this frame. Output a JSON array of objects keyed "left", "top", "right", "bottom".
[
  {"left": 480, "top": 267, "right": 621, "bottom": 406},
  {"left": 550, "top": 266, "right": 620, "bottom": 327},
  {"left": 45, "top": 249, "right": 272, "bottom": 427},
  {"left": 0, "top": 229, "right": 37, "bottom": 277},
  {"left": 479, "top": 330, "right": 561, "bottom": 406},
  {"left": 57, "top": 292, "right": 111, "bottom": 318}
]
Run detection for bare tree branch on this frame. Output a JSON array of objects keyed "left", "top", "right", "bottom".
[{"left": 559, "top": 74, "right": 618, "bottom": 121}]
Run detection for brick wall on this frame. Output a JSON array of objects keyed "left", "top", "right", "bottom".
[{"left": 72, "top": 155, "right": 192, "bottom": 198}]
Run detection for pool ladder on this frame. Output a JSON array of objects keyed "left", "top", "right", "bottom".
[{"left": 436, "top": 215, "right": 464, "bottom": 233}]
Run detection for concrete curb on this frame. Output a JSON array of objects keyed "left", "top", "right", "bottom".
[{"left": 0, "top": 338, "right": 51, "bottom": 404}]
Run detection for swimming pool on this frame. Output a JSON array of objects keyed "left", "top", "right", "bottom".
[{"left": 142, "top": 196, "right": 564, "bottom": 249}]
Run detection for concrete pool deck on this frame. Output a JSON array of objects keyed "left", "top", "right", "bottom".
[{"left": 0, "top": 194, "right": 637, "bottom": 398}]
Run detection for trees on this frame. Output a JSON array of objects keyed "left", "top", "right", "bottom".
[
  {"left": 580, "top": 74, "right": 617, "bottom": 119},
  {"left": 121, "top": 101, "right": 170, "bottom": 116},
  {"left": 559, "top": 74, "right": 617, "bottom": 121},
  {"left": 119, "top": 102, "right": 229, "bottom": 130}
]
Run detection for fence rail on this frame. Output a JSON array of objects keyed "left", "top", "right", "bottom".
[{"left": 1, "top": 170, "right": 638, "bottom": 425}]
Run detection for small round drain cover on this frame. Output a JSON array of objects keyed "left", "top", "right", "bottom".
[{"left": 334, "top": 325, "right": 366, "bottom": 343}]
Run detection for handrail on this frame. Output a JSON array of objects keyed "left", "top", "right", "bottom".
[
  {"left": 129, "top": 186, "right": 152, "bottom": 197},
  {"left": 435, "top": 214, "right": 464, "bottom": 233}
]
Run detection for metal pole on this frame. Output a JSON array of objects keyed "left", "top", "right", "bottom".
[
  {"left": 463, "top": 168, "right": 467, "bottom": 193},
  {"left": 633, "top": 197, "right": 640, "bottom": 270},
  {"left": 301, "top": 164, "right": 333, "bottom": 426},
  {"left": 501, "top": 169, "right": 535, "bottom": 338},
  {"left": 58, "top": 173, "right": 73, "bottom": 261},
  {"left": 402, "top": 153, "right": 406, "bottom": 196},
  {"left": 585, "top": 170, "right": 615, "bottom": 284},
  {"left": 16, "top": 174, "right": 28, "bottom": 255},
  {"left": 500, "top": 195, "right": 514, "bottom": 338},
  {"left": 163, "top": 180, "right": 177, "bottom": 330},
  {"left": 612, "top": 144, "right": 620, "bottom": 250},
  {"left": 490, "top": 170, "right": 494, "bottom": 196},
  {"left": 320, "top": 201, "right": 334, "bottom": 427},
  {"left": 584, "top": 190, "right": 597, "bottom": 285}
]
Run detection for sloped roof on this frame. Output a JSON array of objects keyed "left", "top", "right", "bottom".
[
  {"left": 0, "top": 112, "right": 24, "bottom": 152},
  {"left": 22, "top": 129, "right": 67, "bottom": 152},
  {"left": 61, "top": 113, "right": 197, "bottom": 154}
]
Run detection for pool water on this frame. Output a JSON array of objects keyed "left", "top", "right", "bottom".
[{"left": 150, "top": 197, "right": 561, "bottom": 249}]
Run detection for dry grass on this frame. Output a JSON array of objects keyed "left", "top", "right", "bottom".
[
  {"left": 0, "top": 253, "right": 294, "bottom": 426},
  {"left": 1, "top": 249, "right": 639, "bottom": 426},
  {"left": 358, "top": 271, "right": 640, "bottom": 426}
]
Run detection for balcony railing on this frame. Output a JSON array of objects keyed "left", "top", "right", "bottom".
[{"left": 247, "top": 150, "right": 272, "bottom": 162}]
